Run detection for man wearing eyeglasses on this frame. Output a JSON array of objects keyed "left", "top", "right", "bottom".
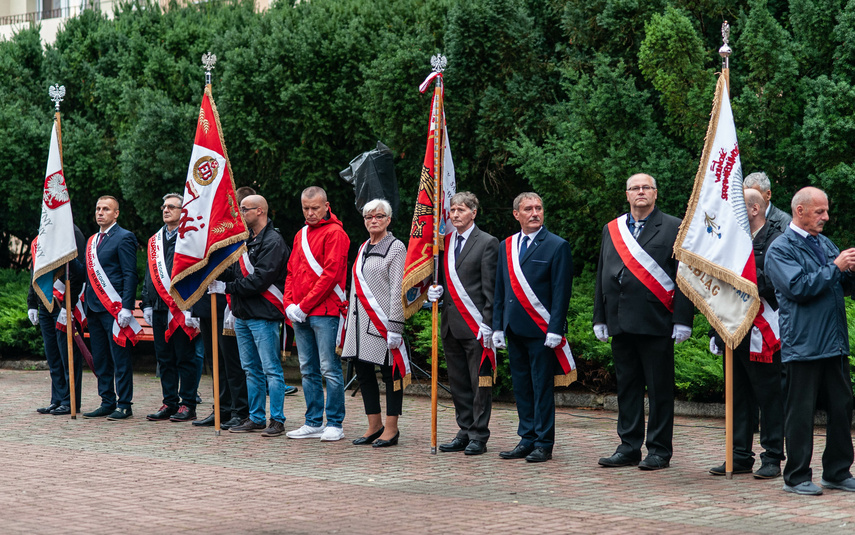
[
  {"left": 208, "top": 195, "right": 291, "bottom": 437},
  {"left": 142, "top": 194, "right": 203, "bottom": 422},
  {"left": 282, "top": 186, "right": 350, "bottom": 442},
  {"left": 593, "top": 173, "right": 694, "bottom": 471}
]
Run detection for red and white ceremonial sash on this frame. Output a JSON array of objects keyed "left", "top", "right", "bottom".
[
  {"left": 444, "top": 232, "right": 495, "bottom": 372},
  {"left": 148, "top": 232, "right": 197, "bottom": 342},
  {"left": 353, "top": 241, "right": 411, "bottom": 383},
  {"left": 505, "top": 234, "right": 575, "bottom": 377},
  {"left": 238, "top": 253, "right": 290, "bottom": 352},
  {"left": 300, "top": 226, "right": 347, "bottom": 350},
  {"left": 53, "top": 279, "right": 87, "bottom": 332},
  {"left": 750, "top": 297, "right": 779, "bottom": 363},
  {"left": 607, "top": 214, "right": 675, "bottom": 312},
  {"left": 85, "top": 234, "right": 142, "bottom": 347}
]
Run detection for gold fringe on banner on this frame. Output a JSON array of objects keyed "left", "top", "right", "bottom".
[{"left": 554, "top": 369, "right": 577, "bottom": 387}]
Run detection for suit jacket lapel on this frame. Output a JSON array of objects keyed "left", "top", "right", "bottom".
[
  {"left": 636, "top": 208, "right": 661, "bottom": 248},
  {"left": 520, "top": 227, "right": 548, "bottom": 265},
  {"left": 455, "top": 226, "right": 479, "bottom": 268}
]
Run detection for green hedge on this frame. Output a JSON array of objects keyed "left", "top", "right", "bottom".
[{"left": 0, "top": 269, "right": 43, "bottom": 357}]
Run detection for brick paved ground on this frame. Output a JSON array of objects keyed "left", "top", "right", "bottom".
[{"left": 1, "top": 369, "right": 853, "bottom": 534}]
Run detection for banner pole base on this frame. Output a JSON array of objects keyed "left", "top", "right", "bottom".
[
  {"left": 215, "top": 430, "right": 221, "bottom": 437},
  {"left": 431, "top": 447, "right": 437, "bottom": 455},
  {"left": 726, "top": 472, "right": 732, "bottom": 480},
  {"left": 71, "top": 415, "right": 76, "bottom": 420}
]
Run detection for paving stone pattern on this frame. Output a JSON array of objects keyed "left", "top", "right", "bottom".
[{"left": 1, "top": 369, "right": 853, "bottom": 534}]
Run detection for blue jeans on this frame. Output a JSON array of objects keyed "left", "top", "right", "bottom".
[
  {"left": 234, "top": 318, "right": 286, "bottom": 424},
  {"left": 293, "top": 315, "right": 345, "bottom": 428}
]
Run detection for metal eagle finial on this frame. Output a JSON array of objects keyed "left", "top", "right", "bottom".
[
  {"left": 719, "top": 21, "right": 732, "bottom": 59},
  {"left": 202, "top": 52, "right": 217, "bottom": 86},
  {"left": 430, "top": 54, "right": 447, "bottom": 74},
  {"left": 49, "top": 84, "right": 66, "bottom": 113}
]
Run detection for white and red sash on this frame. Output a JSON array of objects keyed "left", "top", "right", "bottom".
[
  {"left": 85, "top": 234, "right": 142, "bottom": 347},
  {"left": 238, "top": 253, "right": 290, "bottom": 352},
  {"left": 505, "top": 234, "right": 576, "bottom": 381},
  {"left": 607, "top": 214, "right": 675, "bottom": 312},
  {"left": 353, "top": 240, "right": 410, "bottom": 385},
  {"left": 750, "top": 297, "right": 779, "bottom": 363},
  {"left": 53, "top": 279, "right": 87, "bottom": 332},
  {"left": 148, "top": 231, "right": 198, "bottom": 342},
  {"left": 444, "top": 232, "right": 495, "bottom": 374},
  {"left": 300, "top": 226, "right": 347, "bottom": 351}
]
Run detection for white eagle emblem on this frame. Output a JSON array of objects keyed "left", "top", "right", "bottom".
[{"left": 43, "top": 172, "right": 70, "bottom": 209}]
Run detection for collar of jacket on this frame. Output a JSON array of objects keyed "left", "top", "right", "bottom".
[
  {"left": 248, "top": 220, "right": 276, "bottom": 245},
  {"left": 306, "top": 208, "right": 343, "bottom": 230},
  {"left": 366, "top": 232, "right": 396, "bottom": 257}
]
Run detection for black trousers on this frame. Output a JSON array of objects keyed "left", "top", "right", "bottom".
[
  {"left": 507, "top": 329, "right": 555, "bottom": 449},
  {"left": 724, "top": 336, "right": 785, "bottom": 466},
  {"left": 354, "top": 359, "right": 402, "bottom": 416},
  {"left": 783, "top": 355, "right": 854, "bottom": 486},
  {"left": 151, "top": 311, "right": 201, "bottom": 410},
  {"left": 444, "top": 336, "right": 492, "bottom": 443},
  {"left": 38, "top": 307, "right": 83, "bottom": 409},
  {"left": 611, "top": 333, "right": 674, "bottom": 460},
  {"left": 199, "top": 312, "right": 248, "bottom": 419}
]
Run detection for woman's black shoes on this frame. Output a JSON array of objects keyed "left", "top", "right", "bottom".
[
  {"left": 373, "top": 431, "right": 400, "bottom": 448},
  {"left": 352, "top": 426, "right": 385, "bottom": 445}
]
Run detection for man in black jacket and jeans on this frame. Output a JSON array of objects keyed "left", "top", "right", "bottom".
[{"left": 208, "top": 195, "right": 291, "bottom": 437}]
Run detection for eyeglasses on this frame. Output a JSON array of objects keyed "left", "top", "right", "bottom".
[
  {"left": 239, "top": 206, "right": 258, "bottom": 213},
  {"left": 627, "top": 185, "right": 656, "bottom": 193},
  {"left": 160, "top": 204, "right": 181, "bottom": 211},
  {"left": 363, "top": 214, "right": 388, "bottom": 221}
]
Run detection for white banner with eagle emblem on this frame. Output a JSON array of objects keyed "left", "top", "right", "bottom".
[
  {"left": 674, "top": 75, "right": 759, "bottom": 348},
  {"left": 32, "top": 118, "right": 77, "bottom": 311}
]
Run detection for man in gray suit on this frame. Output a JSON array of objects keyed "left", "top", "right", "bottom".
[{"left": 428, "top": 192, "right": 500, "bottom": 456}]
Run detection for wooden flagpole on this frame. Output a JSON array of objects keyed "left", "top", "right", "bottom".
[
  {"left": 430, "top": 71, "right": 445, "bottom": 455},
  {"left": 212, "top": 293, "right": 221, "bottom": 435},
  {"left": 720, "top": 21, "right": 733, "bottom": 479}
]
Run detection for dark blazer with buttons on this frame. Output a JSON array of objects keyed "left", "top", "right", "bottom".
[
  {"left": 85, "top": 224, "right": 139, "bottom": 314},
  {"left": 493, "top": 226, "right": 573, "bottom": 338},
  {"left": 439, "top": 225, "right": 500, "bottom": 339},
  {"left": 592, "top": 207, "right": 693, "bottom": 337}
]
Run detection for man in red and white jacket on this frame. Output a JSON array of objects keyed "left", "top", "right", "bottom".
[{"left": 283, "top": 187, "right": 350, "bottom": 442}]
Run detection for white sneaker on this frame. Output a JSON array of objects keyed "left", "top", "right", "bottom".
[
  {"left": 320, "top": 426, "right": 345, "bottom": 442},
  {"left": 286, "top": 424, "right": 325, "bottom": 439}
]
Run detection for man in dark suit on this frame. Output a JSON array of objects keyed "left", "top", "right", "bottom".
[
  {"left": 427, "top": 192, "right": 500, "bottom": 456},
  {"left": 593, "top": 173, "right": 694, "bottom": 470},
  {"left": 492, "top": 192, "right": 573, "bottom": 463},
  {"left": 83, "top": 195, "right": 139, "bottom": 421}
]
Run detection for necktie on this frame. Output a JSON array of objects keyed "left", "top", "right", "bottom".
[
  {"left": 633, "top": 221, "right": 644, "bottom": 239},
  {"left": 455, "top": 235, "right": 464, "bottom": 258},
  {"left": 806, "top": 235, "right": 826, "bottom": 264},
  {"left": 97, "top": 232, "right": 106, "bottom": 248},
  {"left": 519, "top": 235, "right": 529, "bottom": 257}
]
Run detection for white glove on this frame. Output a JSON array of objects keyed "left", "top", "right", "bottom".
[
  {"left": 479, "top": 323, "right": 493, "bottom": 349},
  {"left": 492, "top": 330, "right": 506, "bottom": 350},
  {"left": 286, "top": 303, "right": 307, "bottom": 323},
  {"left": 223, "top": 309, "right": 236, "bottom": 331},
  {"left": 207, "top": 280, "right": 226, "bottom": 294},
  {"left": 143, "top": 307, "right": 153, "bottom": 326},
  {"left": 387, "top": 332, "right": 403, "bottom": 349},
  {"left": 709, "top": 336, "right": 723, "bottom": 356},
  {"left": 672, "top": 323, "right": 692, "bottom": 344},
  {"left": 544, "top": 333, "right": 562, "bottom": 349},
  {"left": 58, "top": 307, "right": 67, "bottom": 325},
  {"left": 28, "top": 309, "right": 39, "bottom": 326},
  {"left": 593, "top": 323, "right": 609, "bottom": 342},
  {"left": 186, "top": 316, "right": 201, "bottom": 331},
  {"left": 427, "top": 285, "right": 444, "bottom": 302},
  {"left": 117, "top": 308, "right": 133, "bottom": 329}
]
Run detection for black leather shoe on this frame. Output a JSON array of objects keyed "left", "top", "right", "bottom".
[
  {"left": 146, "top": 404, "right": 177, "bottom": 421},
  {"left": 193, "top": 412, "right": 216, "bottom": 427},
  {"left": 753, "top": 463, "right": 782, "bottom": 479},
  {"left": 709, "top": 461, "right": 753, "bottom": 476},
  {"left": 50, "top": 405, "right": 71, "bottom": 415},
  {"left": 598, "top": 452, "right": 641, "bottom": 467},
  {"left": 106, "top": 407, "right": 133, "bottom": 421},
  {"left": 464, "top": 440, "right": 487, "bottom": 456},
  {"left": 499, "top": 443, "right": 535, "bottom": 459},
  {"left": 525, "top": 447, "right": 553, "bottom": 463},
  {"left": 37, "top": 403, "right": 60, "bottom": 414},
  {"left": 83, "top": 405, "right": 116, "bottom": 418},
  {"left": 352, "top": 427, "right": 385, "bottom": 445},
  {"left": 639, "top": 454, "right": 670, "bottom": 470},
  {"left": 169, "top": 405, "right": 196, "bottom": 422},
  {"left": 373, "top": 431, "right": 400, "bottom": 448},
  {"left": 221, "top": 416, "right": 244, "bottom": 430},
  {"left": 439, "top": 436, "right": 469, "bottom": 452}
]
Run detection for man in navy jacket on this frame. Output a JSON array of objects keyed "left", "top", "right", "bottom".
[
  {"left": 83, "top": 196, "right": 139, "bottom": 421},
  {"left": 492, "top": 192, "right": 573, "bottom": 463},
  {"left": 765, "top": 186, "right": 855, "bottom": 496}
]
